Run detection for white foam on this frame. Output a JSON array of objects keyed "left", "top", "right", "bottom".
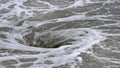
[
  {"left": 67, "top": 0, "right": 92, "bottom": 8},
  {"left": 0, "top": 0, "right": 112, "bottom": 67}
]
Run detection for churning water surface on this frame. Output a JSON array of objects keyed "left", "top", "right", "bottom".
[{"left": 0, "top": 0, "right": 120, "bottom": 68}]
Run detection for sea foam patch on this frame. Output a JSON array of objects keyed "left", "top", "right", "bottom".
[{"left": 0, "top": 0, "right": 120, "bottom": 68}]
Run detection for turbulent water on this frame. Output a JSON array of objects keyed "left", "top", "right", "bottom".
[{"left": 0, "top": 0, "right": 120, "bottom": 68}]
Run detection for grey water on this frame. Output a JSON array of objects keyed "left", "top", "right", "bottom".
[{"left": 0, "top": 0, "right": 120, "bottom": 68}]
